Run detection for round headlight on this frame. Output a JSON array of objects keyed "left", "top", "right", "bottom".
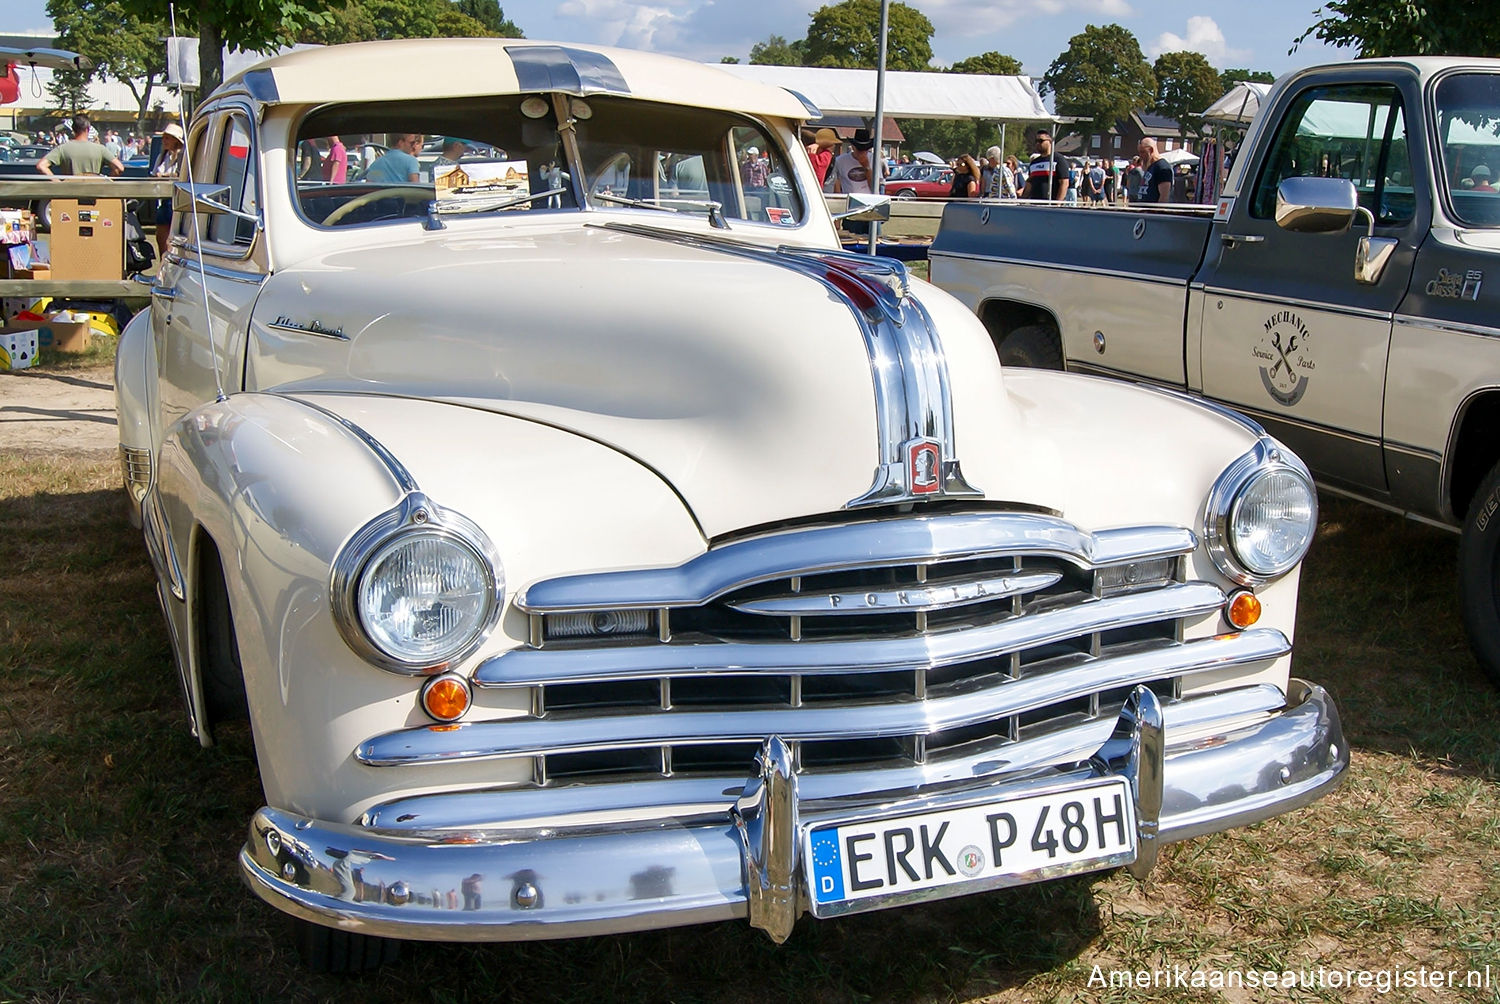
[
  {"left": 357, "top": 530, "right": 494, "bottom": 667},
  {"left": 1228, "top": 468, "right": 1317, "bottom": 576}
]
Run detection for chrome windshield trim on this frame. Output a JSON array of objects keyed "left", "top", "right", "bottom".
[
  {"left": 517, "top": 513, "right": 1196, "bottom": 612},
  {"left": 597, "top": 222, "right": 981, "bottom": 507},
  {"left": 359, "top": 683, "right": 1289, "bottom": 831},
  {"left": 481, "top": 581, "right": 1224, "bottom": 687},
  {"left": 725, "top": 569, "right": 1063, "bottom": 617},
  {"left": 364, "top": 627, "right": 1286, "bottom": 766}
]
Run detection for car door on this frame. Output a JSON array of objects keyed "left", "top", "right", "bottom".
[
  {"left": 1192, "top": 76, "right": 1426, "bottom": 495},
  {"left": 154, "top": 105, "right": 266, "bottom": 437}
]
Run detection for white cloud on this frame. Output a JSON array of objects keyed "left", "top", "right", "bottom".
[
  {"left": 920, "top": 0, "right": 1132, "bottom": 39},
  {"left": 1149, "top": 16, "right": 1249, "bottom": 62}
]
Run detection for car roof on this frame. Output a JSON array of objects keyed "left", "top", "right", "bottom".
[{"left": 224, "top": 38, "right": 815, "bottom": 121}]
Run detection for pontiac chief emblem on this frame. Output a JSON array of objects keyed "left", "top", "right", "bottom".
[{"left": 909, "top": 440, "right": 941, "bottom": 495}]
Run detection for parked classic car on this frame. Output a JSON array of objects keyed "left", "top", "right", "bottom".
[
  {"left": 884, "top": 162, "right": 955, "bottom": 199},
  {"left": 115, "top": 38, "right": 1346, "bottom": 970}
]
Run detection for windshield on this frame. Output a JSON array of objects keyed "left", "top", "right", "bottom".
[
  {"left": 1435, "top": 72, "right": 1500, "bottom": 226},
  {"left": 291, "top": 94, "right": 805, "bottom": 230}
]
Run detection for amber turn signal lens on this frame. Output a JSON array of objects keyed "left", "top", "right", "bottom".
[
  {"left": 1226, "top": 590, "right": 1262, "bottom": 629},
  {"left": 422, "top": 674, "right": 471, "bottom": 722}
]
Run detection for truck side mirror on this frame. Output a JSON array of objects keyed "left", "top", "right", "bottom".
[
  {"left": 1274, "top": 176, "right": 1358, "bottom": 234},
  {"left": 1275, "top": 176, "right": 1396, "bottom": 284}
]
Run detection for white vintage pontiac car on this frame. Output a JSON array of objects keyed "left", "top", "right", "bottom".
[{"left": 115, "top": 38, "right": 1346, "bottom": 969}]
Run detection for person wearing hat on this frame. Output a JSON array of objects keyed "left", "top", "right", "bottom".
[
  {"left": 150, "top": 122, "right": 185, "bottom": 256},
  {"left": 804, "top": 127, "right": 839, "bottom": 186},
  {"left": 1473, "top": 165, "right": 1496, "bottom": 192},
  {"left": 829, "top": 128, "right": 884, "bottom": 196}
]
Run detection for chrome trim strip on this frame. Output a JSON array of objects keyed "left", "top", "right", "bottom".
[
  {"left": 597, "top": 223, "right": 981, "bottom": 507},
  {"left": 517, "top": 513, "right": 1196, "bottom": 612},
  {"left": 369, "top": 627, "right": 1286, "bottom": 766},
  {"left": 142, "top": 489, "right": 185, "bottom": 603},
  {"left": 725, "top": 569, "right": 1063, "bottom": 617},
  {"left": 240, "top": 682, "right": 1342, "bottom": 941},
  {"left": 360, "top": 683, "right": 1291, "bottom": 831},
  {"left": 1384, "top": 441, "right": 1442, "bottom": 464},
  {"left": 163, "top": 254, "right": 268, "bottom": 285},
  {"left": 1393, "top": 313, "right": 1500, "bottom": 339},
  {"left": 1199, "top": 285, "right": 1395, "bottom": 323},
  {"left": 505, "top": 45, "right": 630, "bottom": 96},
  {"left": 927, "top": 250, "right": 1190, "bottom": 288},
  {"left": 1226, "top": 402, "right": 1381, "bottom": 449},
  {"left": 283, "top": 396, "right": 420, "bottom": 495},
  {"left": 481, "top": 581, "right": 1225, "bottom": 687}
]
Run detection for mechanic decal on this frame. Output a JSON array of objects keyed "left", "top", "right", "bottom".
[
  {"left": 1254, "top": 309, "right": 1315, "bottom": 406},
  {"left": 1426, "top": 267, "right": 1483, "bottom": 301}
]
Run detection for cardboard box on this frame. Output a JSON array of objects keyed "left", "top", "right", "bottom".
[
  {"left": 0, "top": 327, "right": 38, "bottom": 369},
  {"left": 4, "top": 317, "right": 91, "bottom": 354},
  {"left": 49, "top": 197, "right": 124, "bottom": 281}
]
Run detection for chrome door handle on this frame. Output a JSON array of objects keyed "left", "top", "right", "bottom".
[
  {"left": 151, "top": 282, "right": 177, "bottom": 300},
  {"left": 1220, "top": 233, "right": 1266, "bottom": 246}
]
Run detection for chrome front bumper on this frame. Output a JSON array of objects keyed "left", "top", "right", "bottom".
[{"left": 240, "top": 679, "right": 1346, "bottom": 943}]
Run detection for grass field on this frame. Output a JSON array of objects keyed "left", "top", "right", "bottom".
[{"left": 2, "top": 449, "right": 1498, "bottom": 1003}]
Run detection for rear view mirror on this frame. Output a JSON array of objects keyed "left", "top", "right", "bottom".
[{"left": 1274, "top": 176, "right": 1358, "bottom": 233}]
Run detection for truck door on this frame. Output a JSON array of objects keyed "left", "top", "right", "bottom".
[{"left": 1194, "top": 80, "right": 1424, "bottom": 495}]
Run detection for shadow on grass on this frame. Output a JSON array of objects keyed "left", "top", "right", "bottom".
[{"left": 1298, "top": 493, "right": 1500, "bottom": 777}]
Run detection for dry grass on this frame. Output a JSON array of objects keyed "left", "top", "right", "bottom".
[{"left": 2, "top": 453, "right": 1498, "bottom": 1003}]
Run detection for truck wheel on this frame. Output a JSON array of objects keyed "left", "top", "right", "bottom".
[
  {"left": 292, "top": 917, "right": 401, "bottom": 973},
  {"left": 1459, "top": 459, "right": 1500, "bottom": 687},
  {"left": 998, "top": 324, "right": 1064, "bottom": 370}
]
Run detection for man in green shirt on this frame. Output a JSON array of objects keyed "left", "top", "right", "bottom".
[{"left": 37, "top": 114, "right": 123, "bottom": 177}]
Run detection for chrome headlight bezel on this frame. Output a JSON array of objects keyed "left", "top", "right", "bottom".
[
  {"left": 330, "top": 492, "right": 503, "bottom": 674},
  {"left": 1203, "top": 438, "right": 1317, "bottom": 586}
]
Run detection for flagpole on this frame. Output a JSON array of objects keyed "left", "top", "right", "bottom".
[{"left": 868, "top": 0, "right": 888, "bottom": 255}]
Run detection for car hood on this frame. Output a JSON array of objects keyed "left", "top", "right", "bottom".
[{"left": 246, "top": 222, "right": 1027, "bottom": 538}]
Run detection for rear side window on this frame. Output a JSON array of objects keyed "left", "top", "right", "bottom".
[{"left": 1250, "top": 84, "right": 1415, "bottom": 226}]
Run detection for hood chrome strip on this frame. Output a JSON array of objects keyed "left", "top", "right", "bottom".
[{"left": 598, "top": 223, "right": 981, "bottom": 508}]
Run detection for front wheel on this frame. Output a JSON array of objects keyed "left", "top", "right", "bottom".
[{"left": 1459, "top": 459, "right": 1500, "bottom": 687}]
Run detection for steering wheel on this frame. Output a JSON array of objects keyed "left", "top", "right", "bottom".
[{"left": 322, "top": 187, "right": 432, "bottom": 226}]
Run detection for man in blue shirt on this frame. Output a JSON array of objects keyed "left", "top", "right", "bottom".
[{"left": 364, "top": 133, "right": 423, "bottom": 184}]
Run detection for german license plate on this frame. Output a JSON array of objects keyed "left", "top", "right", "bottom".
[{"left": 805, "top": 777, "right": 1136, "bottom": 914}]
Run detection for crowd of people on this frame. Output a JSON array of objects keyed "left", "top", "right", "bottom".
[{"left": 803, "top": 124, "right": 1197, "bottom": 207}]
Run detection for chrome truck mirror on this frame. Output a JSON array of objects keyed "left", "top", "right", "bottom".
[{"left": 1274, "top": 176, "right": 1396, "bottom": 285}]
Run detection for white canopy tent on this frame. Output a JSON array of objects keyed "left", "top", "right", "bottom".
[
  {"left": 1202, "top": 81, "right": 1272, "bottom": 127},
  {"left": 711, "top": 63, "right": 1053, "bottom": 123}
]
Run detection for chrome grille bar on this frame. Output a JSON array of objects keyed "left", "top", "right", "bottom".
[
  {"left": 518, "top": 513, "right": 1195, "bottom": 613},
  {"left": 477, "top": 581, "right": 1225, "bottom": 688},
  {"left": 725, "top": 569, "right": 1062, "bottom": 616},
  {"left": 361, "top": 628, "right": 1287, "bottom": 766}
]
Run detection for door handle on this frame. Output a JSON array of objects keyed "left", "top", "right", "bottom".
[
  {"left": 1220, "top": 233, "right": 1266, "bottom": 247},
  {"left": 151, "top": 282, "right": 177, "bottom": 300}
]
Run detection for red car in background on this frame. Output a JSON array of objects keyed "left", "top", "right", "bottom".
[{"left": 883, "top": 163, "right": 954, "bottom": 199}]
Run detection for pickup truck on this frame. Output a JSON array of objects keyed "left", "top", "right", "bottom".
[{"left": 932, "top": 57, "right": 1500, "bottom": 684}]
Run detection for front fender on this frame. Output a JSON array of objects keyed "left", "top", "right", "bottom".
[{"left": 154, "top": 392, "right": 705, "bottom": 820}]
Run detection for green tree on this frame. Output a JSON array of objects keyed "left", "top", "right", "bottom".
[
  {"left": 1298, "top": 0, "right": 1500, "bottom": 57},
  {"left": 947, "top": 51, "right": 1023, "bottom": 75},
  {"left": 119, "top": 0, "right": 339, "bottom": 96},
  {"left": 47, "top": 66, "right": 92, "bottom": 116},
  {"left": 1152, "top": 51, "right": 1220, "bottom": 138},
  {"left": 452, "top": 0, "right": 521, "bottom": 36},
  {"left": 1039, "top": 23, "right": 1155, "bottom": 138},
  {"left": 1218, "top": 68, "right": 1275, "bottom": 92},
  {"left": 803, "top": 0, "right": 934, "bottom": 71},
  {"left": 305, "top": 0, "right": 495, "bottom": 43},
  {"left": 47, "top": 0, "right": 169, "bottom": 130},
  {"left": 748, "top": 33, "right": 807, "bottom": 66}
]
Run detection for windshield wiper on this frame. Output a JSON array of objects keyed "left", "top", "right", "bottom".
[
  {"left": 425, "top": 187, "right": 571, "bottom": 228},
  {"left": 592, "top": 192, "right": 728, "bottom": 229}
]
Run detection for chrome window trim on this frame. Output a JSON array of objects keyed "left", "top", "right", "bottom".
[
  {"left": 517, "top": 512, "right": 1196, "bottom": 612},
  {"left": 358, "top": 683, "right": 1290, "bottom": 830},
  {"left": 359, "top": 628, "right": 1288, "bottom": 766},
  {"left": 329, "top": 492, "right": 503, "bottom": 675},
  {"left": 178, "top": 103, "right": 265, "bottom": 262},
  {"left": 481, "top": 581, "right": 1224, "bottom": 688},
  {"left": 163, "top": 254, "right": 267, "bottom": 285},
  {"left": 1202, "top": 437, "right": 1318, "bottom": 586}
]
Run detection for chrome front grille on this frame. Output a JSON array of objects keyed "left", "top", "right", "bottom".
[
  {"left": 357, "top": 512, "right": 1284, "bottom": 790},
  {"left": 120, "top": 446, "right": 152, "bottom": 503}
]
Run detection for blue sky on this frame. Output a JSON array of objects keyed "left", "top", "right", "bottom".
[{"left": 2, "top": 0, "right": 1353, "bottom": 78}]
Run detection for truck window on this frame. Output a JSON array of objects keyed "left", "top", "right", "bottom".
[
  {"left": 1249, "top": 84, "right": 1414, "bottom": 226},
  {"left": 1434, "top": 72, "right": 1500, "bottom": 227}
]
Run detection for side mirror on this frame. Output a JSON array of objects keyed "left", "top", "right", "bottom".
[
  {"left": 173, "top": 181, "right": 258, "bottom": 222},
  {"left": 1274, "top": 176, "right": 1358, "bottom": 234},
  {"left": 832, "top": 192, "right": 892, "bottom": 223}
]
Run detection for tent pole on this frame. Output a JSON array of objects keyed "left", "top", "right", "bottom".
[{"left": 868, "top": 0, "right": 889, "bottom": 255}]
